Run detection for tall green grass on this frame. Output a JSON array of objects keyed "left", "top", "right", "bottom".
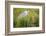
[{"left": 13, "top": 8, "right": 39, "bottom": 28}]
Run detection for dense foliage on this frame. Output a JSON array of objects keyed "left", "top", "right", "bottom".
[{"left": 13, "top": 8, "right": 39, "bottom": 28}]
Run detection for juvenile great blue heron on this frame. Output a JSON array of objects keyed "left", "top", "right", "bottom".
[{"left": 18, "top": 10, "right": 29, "bottom": 19}]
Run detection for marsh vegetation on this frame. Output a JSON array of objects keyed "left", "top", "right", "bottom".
[{"left": 13, "top": 8, "right": 39, "bottom": 28}]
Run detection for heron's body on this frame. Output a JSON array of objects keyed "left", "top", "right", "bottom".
[{"left": 18, "top": 11, "right": 29, "bottom": 19}]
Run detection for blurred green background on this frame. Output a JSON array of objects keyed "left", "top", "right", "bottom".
[{"left": 13, "top": 8, "right": 39, "bottom": 28}]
